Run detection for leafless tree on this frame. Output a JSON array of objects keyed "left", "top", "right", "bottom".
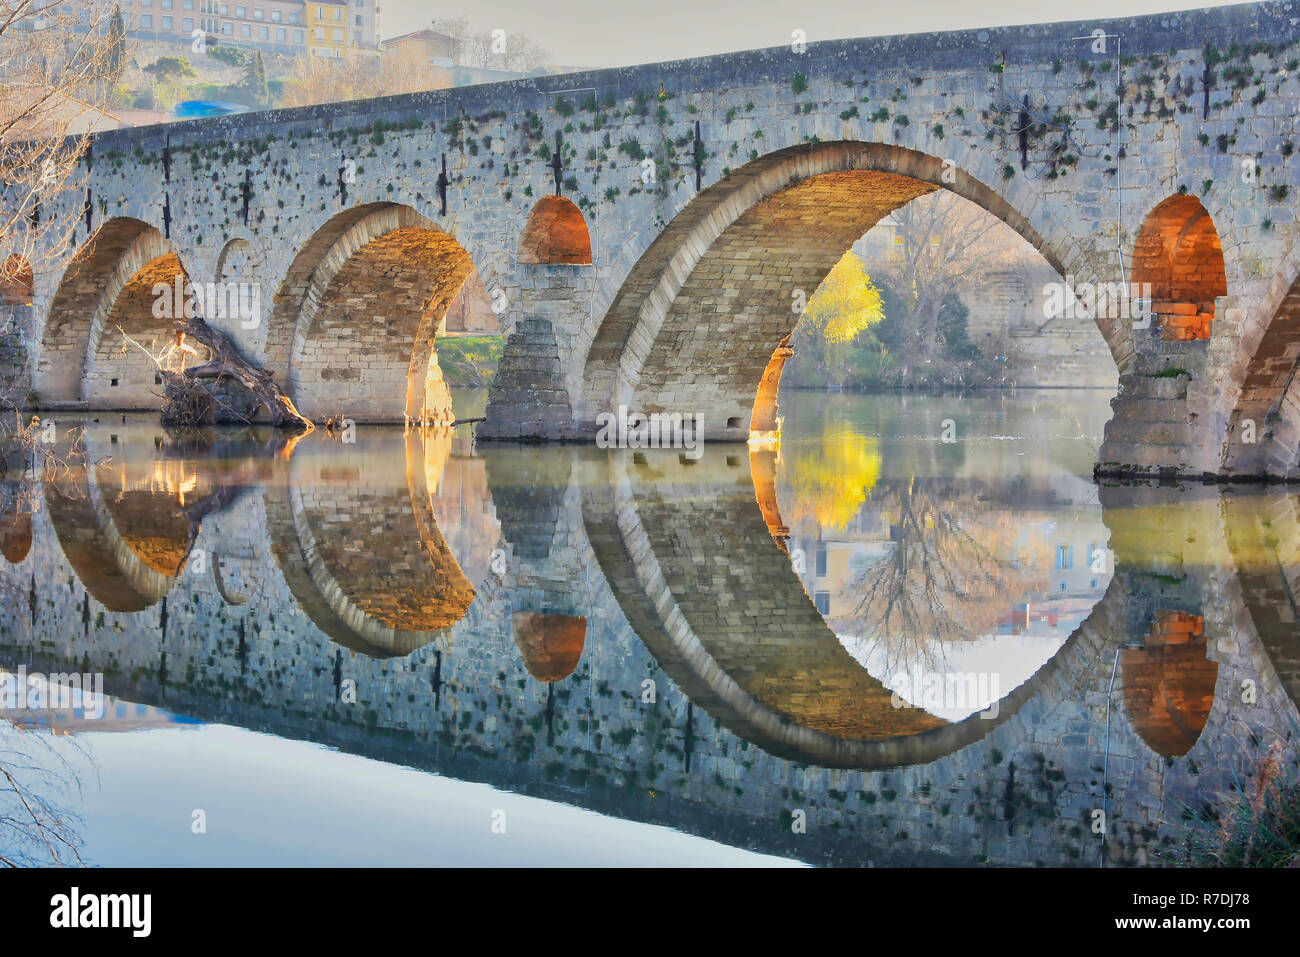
[
  {"left": 430, "top": 17, "right": 549, "bottom": 73},
  {"left": 865, "top": 191, "right": 1025, "bottom": 384},
  {"left": 1, "top": 1, "right": 120, "bottom": 329}
]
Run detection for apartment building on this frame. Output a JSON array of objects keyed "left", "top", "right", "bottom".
[{"left": 61, "top": 0, "right": 378, "bottom": 54}]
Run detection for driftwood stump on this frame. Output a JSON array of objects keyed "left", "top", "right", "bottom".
[{"left": 166, "top": 317, "right": 312, "bottom": 431}]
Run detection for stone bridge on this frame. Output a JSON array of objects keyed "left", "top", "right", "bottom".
[{"left": 8, "top": 2, "right": 1300, "bottom": 477}]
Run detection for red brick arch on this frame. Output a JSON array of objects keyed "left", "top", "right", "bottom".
[
  {"left": 578, "top": 142, "right": 1073, "bottom": 440},
  {"left": 267, "top": 204, "right": 476, "bottom": 424},
  {"left": 1130, "top": 194, "right": 1227, "bottom": 341},
  {"left": 1121, "top": 612, "right": 1217, "bottom": 758},
  {"left": 518, "top": 196, "right": 593, "bottom": 265}
]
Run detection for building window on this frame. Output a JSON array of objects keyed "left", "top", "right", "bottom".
[
  {"left": 182, "top": 15, "right": 192, "bottom": 29},
  {"left": 289, "top": 11, "right": 298, "bottom": 23},
  {"left": 161, "top": 0, "right": 172, "bottom": 8},
  {"left": 183, "top": 0, "right": 193, "bottom": 8},
  {"left": 219, "top": 3, "right": 227, "bottom": 13},
  {"left": 815, "top": 547, "right": 827, "bottom": 578},
  {"left": 354, "top": 14, "right": 360, "bottom": 25},
  {"left": 271, "top": 9, "right": 279, "bottom": 20},
  {"left": 258, "top": 24, "right": 267, "bottom": 38},
  {"left": 141, "top": 13, "right": 152, "bottom": 26},
  {"left": 332, "top": 27, "right": 342, "bottom": 41},
  {"left": 814, "top": 592, "right": 830, "bottom": 615},
  {"left": 1056, "top": 545, "right": 1073, "bottom": 570},
  {"left": 240, "top": 22, "right": 250, "bottom": 35},
  {"left": 221, "top": 19, "right": 232, "bottom": 33},
  {"left": 293, "top": 28, "right": 303, "bottom": 42},
  {"left": 253, "top": 7, "right": 263, "bottom": 19},
  {"left": 161, "top": 14, "right": 172, "bottom": 28},
  {"left": 276, "top": 26, "right": 285, "bottom": 40},
  {"left": 235, "top": 5, "right": 245, "bottom": 16},
  {"left": 314, "top": 26, "right": 322, "bottom": 39}
]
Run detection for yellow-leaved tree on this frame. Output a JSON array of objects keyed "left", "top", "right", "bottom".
[{"left": 802, "top": 251, "right": 885, "bottom": 343}]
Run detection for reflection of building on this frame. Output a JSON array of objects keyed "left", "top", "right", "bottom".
[
  {"left": 791, "top": 496, "right": 1111, "bottom": 634},
  {"left": 791, "top": 505, "right": 892, "bottom": 619},
  {"left": 1, "top": 674, "right": 200, "bottom": 734}
]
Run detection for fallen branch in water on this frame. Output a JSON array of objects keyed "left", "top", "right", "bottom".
[{"left": 118, "top": 319, "right": 313, "bottom": 432}]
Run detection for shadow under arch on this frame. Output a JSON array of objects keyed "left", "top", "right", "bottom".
[
  {"left": 579, "top": 446, "right": 1110, "bottom": 769},
  {"left": 264, "top": 427, "right": 498, "bottom": 658},
  {"left": 577, "top": 141, "right": 1106, "bottom": 441},
  {"left": 35, "top": 217, "right": 196, "bottom": 409},
  {"left": 1223, "top": 267, "right": 1300, "bottom": 476},
  {"left": 264, "top": 202, "right": 477, "bottom": 424}
]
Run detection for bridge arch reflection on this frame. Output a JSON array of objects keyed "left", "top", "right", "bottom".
[{"left": 265, "top": 427, "right": 500, "bottom": 658}]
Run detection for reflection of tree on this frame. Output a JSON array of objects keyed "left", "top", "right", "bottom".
[
  {"left": 781, "top": 431, "right": 881, "bottom": 534},
  {"left": 851, "top": 477, "right": 1048, "bottom": 671}
]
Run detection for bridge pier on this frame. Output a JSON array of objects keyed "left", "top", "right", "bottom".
[{"left": 478, "top": 268, "right": 592, "bottom": 441}]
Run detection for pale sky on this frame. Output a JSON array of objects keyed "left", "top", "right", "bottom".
[{"left": 382, "top": 0, "right": 1251, "bottom": 69}]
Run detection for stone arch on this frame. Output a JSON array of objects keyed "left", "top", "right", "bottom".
[
  {"left": 1121, "top": 611, "right": 1217, "bottom": 758},
  {"left": 42, "top": 432, "right": 191, "bottom": 612},
  {"left": 578, "top": 142, "right": 1088, "bottom": 439},
  {"left": 1130, "top": 194, "right": 1226, "bottom": 342},
  {"left": 266, "top": 203, "right": 476, "bottom": 423},
  {"left": 517, "top": 196, "right": 593, "bottom": 265},
  {"left": 1221, "top": 492, "right": 1300, "bottom": 710},
  {"left": 0, "top": 254, "right": 34, "bottom": 305},
  {"left": 35, "top": 217, "right": 198, "bottom": 408},
  {"left": 215, "top": 236, "right": 257, "bottom": 282},
  {"left": 265, "top": 427, "right": 498, "bottom": 658},
  {"left": 580, "top": 447, "right": 1105, "bottom": 769},
  {"left": 1222, "top": 259, "right": 1300, "bottom": 475}
]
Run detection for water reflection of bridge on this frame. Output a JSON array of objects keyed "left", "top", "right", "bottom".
[{"left": 1, "top": 427, "right": 1298, "bottom": 865}]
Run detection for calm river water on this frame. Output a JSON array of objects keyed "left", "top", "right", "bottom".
[{"left": 0, "top": 387, "right": 1296, "bottom": 866}]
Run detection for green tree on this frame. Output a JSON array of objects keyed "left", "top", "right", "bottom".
[
  {"left": 106, "top": 6, "right": 127, "bottom": 85},
  {"left": 242, "top": 50, "right": 268, "bottom": 106},
  {"left": 144, "top": 55, "right": 196, "bottom": 83}
]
